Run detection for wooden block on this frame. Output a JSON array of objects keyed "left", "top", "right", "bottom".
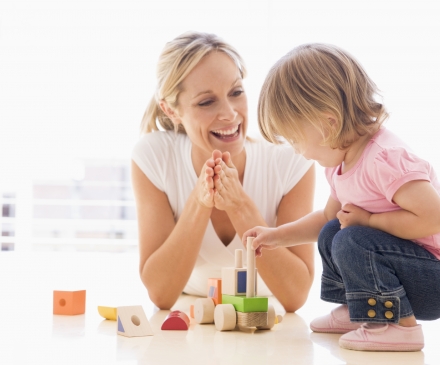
[
  {"left": 53, "top": 290, "right": 86, "bottom": 315},
  {"left": 214, "top": 304, "right": 237, "bottom": 331},
  {"left": 207, "top": 278, "right": 222, "bottom": 305},
  {"left": 190, "top": 304, "right": 195, "bottom": 319},
  {"left": 256, "top": 304, "right": 276, "bottom": 330},
  {"left": 117, "top": 306, "right": 154, "bottom": 337},
  {"left": 237, "top": 311, "right": 267, "bottom": 327},
  {"left": 161, "top": 310, "right": 190, "bottom": 330},
  {"left": 98, "top": 306, "right": 117, "bottom": 321},
  {"left": 222, "top": 268, "right": 257, "bottom": 296},
  {"left": 222, "top": 295, "right": 268, "bottom": 313},
  {"left": 246, "top": 237, "right": 256, "bottom": 298},
  {"left": 194, "top": 298, "right": 215, "bottom": 324}
]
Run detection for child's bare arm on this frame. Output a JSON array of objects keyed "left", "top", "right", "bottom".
[
  {"left": 243, "top": 195, "right": 341, "bottom": 253},
  {"left": 369, "top": 180, "right": 440, "bottom": 239}
]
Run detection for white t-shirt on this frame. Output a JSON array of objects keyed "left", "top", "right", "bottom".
[{"left": 132, "top": 131, "right": 313, "bottom": 296}]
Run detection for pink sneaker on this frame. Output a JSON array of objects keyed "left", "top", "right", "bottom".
[
  {"left": 339, "top": 323, "right": 424, "bottom": 352},
  {"left": 310, "top": 305, "right": 363, "bottom": 334}
]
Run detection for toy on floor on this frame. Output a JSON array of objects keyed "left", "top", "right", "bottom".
[
  {"left": 161, "top": 310, "right": 190, "bottom": 330},
  {"left": 117, "top": 305, "right": 154, "bottom": 337},
  {"left": 53, "top": 290, "right": 86, "bottom": 315},
  {"left": 194, "top": 238, "right": 282, "bottom": 331},
  {"left": 98, "top": 306, "right": 117, "bottom": 320}
]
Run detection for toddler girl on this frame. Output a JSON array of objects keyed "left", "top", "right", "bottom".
[{"left": 243, "top": 43, "right": 440, "bottom": 352}]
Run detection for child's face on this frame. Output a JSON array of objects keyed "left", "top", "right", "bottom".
[{"left": 300, "top": 123, "right": 345, "bottom": 167}]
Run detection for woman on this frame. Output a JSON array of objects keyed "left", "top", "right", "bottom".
[{"left": 131, "top": 31, "right": 315, "bottom": 311}]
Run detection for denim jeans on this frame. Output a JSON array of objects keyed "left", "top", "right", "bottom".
[{"left": 318, "top": 219, "right": 440, "bottom": 323}]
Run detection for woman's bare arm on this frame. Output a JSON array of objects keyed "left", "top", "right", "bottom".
[{"left": 132, "top": 160, "right": 213, "bottom": 309}]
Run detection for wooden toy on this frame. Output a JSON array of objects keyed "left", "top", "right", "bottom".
[
  {"left": 161, "top": 310, "right": 190, "bottom": 330},
  {"left": 214, "top": 303, "right": 237, "bottom": 331},
  {"left": 53, "top": 290, "right": 86, "bottom": 315},
  {"left": 207, "top": 278, "right": 222, "bottom": 305},
  {"left": 194, "top": 298, "right": 215, "bottom": 324},
  {"left": 117, "top": 306, "right": 154, "bottom": 337},
  {"left": 193, "top": 238, "right": 281, "bottom": 332},
  {"left": 222, "top": 249, "right": 257, "bottom": 296},
  {"left": 98, "top": 306, "right": 117, "bottom": 320},
  {"left": 190, "top": 304, "right": 195, "bottom": 319},
  {"left": 222, "top": 295, "right": 268, "bottom": 312}
]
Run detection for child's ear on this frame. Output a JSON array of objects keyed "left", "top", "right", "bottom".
[
  {"left": 325, "top": 113, "right": 339, "bottom": 130},
  {"left": 159, "top": 101, "right": 182, "bottom": 126}
]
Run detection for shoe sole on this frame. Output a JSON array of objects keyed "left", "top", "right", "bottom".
[{"left": 340, "top": 339, "right": 424, "bottom": 352}]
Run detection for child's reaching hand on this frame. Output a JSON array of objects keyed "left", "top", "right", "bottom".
[
  {"left": 336, "top": 204, "right": 372, "bottom": 229},
  {"left": 242, "top": 226, "right": 280, "bottom": 257}
]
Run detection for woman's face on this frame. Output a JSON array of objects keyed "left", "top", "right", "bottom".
[{"left": 172, "top": 51, "right": 248, "bottom": 159}]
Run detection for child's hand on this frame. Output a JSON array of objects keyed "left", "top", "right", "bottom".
[
  {"left": 242, "top": 226, "right": 279, "bottom": 257},
  {"left": 337, "top": 204, "right": 371, "bottom": 229}
]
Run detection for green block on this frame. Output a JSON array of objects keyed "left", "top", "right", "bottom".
[{"left": 222, "top": 295, "right": 268, "bottom": 313}]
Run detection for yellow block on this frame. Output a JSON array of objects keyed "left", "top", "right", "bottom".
[{"left": 98, "top": 306, "right": 117, "bottom": 321}]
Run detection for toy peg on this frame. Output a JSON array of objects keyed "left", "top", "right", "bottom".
[{"left": 246, "top": 237, "right": 256, "bottom": 298}]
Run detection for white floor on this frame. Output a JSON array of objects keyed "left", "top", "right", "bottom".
[{"left": 0, "top": 250, "right": 437, "bottom": 364}]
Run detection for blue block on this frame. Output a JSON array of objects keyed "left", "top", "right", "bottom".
[
  {"left": 118, "top": 316, "right": 125, "bottom": 332},
  {"left": 237, "top": 271, "right": 247, "bottom": 293}
]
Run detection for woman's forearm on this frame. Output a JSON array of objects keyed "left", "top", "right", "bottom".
[
  {"left": 255, "top": 247, "right": 314, "bottom": 312},
  {"left": 140, "top": 193, "right": 212, "bottom": 309}
]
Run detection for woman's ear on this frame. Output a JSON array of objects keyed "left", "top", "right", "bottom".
[{"left": 159, "top": 101, "right": 181, "bottom": 125}]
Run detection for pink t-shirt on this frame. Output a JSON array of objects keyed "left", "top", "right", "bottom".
[{"left": 325, "top": 128, "right": 440, "bottom": 259}]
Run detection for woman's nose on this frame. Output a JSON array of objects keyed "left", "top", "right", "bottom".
[{"left": 217, "top": 99, "right": 237, "bottom": 121}]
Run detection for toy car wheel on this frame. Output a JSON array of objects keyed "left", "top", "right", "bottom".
[
  {"left": 194, "top": 298, "right": 215, "bottom": 324},
  {"left": 214, "top": 304, "right": 236, "bottom": 331}
]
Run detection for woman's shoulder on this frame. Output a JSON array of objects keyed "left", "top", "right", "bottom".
[{"left": 134, "top": 130, "right": 187, "bottom": 151}]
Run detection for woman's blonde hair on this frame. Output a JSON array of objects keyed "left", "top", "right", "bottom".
[
  {"left": 141, "top": 31, "right": 247, "bottom": 134},
  {"left": 258, "top": 43, "right": 388, "bottom": 150}
]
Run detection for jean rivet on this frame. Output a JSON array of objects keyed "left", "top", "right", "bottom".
[
  {"left": 384, "top": 301, "right": 393, "bottom": 308},
  {"left": 368, "top": 298, "right": 377, "bottom": 306},
  {"left": 368, "top": 310, "right": 376, "bottom": 318},
  {"left": 385, "top": 311, "right": 394, "bottom": 319}
]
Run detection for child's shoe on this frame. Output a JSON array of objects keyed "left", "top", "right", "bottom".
[
  {"left": 339, "top": 323, "right": 424, "bottom": 352},
  {"left": 310, "top": 305, "right": 363, "bottom": 334}
]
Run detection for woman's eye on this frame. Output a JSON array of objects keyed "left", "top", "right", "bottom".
[
  {"left": 198, "top": 100, "right": 214, "bottom": 107},
  {"left": 232, "top": 89, "right": 244, "bottom": 97}
]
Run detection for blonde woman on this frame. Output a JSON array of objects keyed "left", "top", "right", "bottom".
[
  {"left": 244, "top": 43, "right": 440, "bottom": 351},
  {"left": 131, "top": 32, "right": 315, "bottom": 311}
]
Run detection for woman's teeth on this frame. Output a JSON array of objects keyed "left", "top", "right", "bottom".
[{"left": 212, "top": 125, "right": 239, "bottom": 137}]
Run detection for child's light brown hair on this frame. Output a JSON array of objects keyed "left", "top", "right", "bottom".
[{"left": 258, "top": 43, "right": 388, "bottom": 150}]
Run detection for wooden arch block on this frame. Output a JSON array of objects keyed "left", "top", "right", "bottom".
[
  {"left": 53, "top": 290, "right": 86, "bottom": 315},
  {"left": 161, "top": 310, "right": 190, "bottom": 330},
  {"left": 117, "top": 306, "right": 154, "bottom": 337}
]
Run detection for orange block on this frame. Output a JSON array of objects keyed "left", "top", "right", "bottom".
[
  {"left": 207, "top": 278, "right": 222, "bottom": 305},
  {"left": 53, "top": 290, "right": 86, "bottom": 315},
  {"left": 190, "top": 304, "right": 195, "bottom": 319}
]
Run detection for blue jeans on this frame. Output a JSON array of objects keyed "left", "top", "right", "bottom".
[{"left": 318, "top": 219, "right": 440, "bottom": 323}]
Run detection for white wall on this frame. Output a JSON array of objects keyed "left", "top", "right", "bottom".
[{"left": 1, "top": 0, "right": 439, "bottom": 208}]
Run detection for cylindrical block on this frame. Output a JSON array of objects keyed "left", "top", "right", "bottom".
[
  {"left": 235, "top": 249, "right": 243, "bottom": 268},
  {"left": 214, "top": 304, "right": 236, "bottom": 331},
  {"left": 246, "top": 237, "right": 256, "bottom": 298},
  {"left": 194, "top": 298, "right": 215, "bottom": 324}
]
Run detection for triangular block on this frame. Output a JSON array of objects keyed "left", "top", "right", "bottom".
[
  {"left": 117, "top": 306, "right": 154, "bottom": 337},
  {"left": 161, "top": 310, "right": 190, "bottom": 330},
  {"left": 117, "top": 316, "right": 125, "bottom": 332}
]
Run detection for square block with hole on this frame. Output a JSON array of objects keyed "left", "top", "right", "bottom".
[
  {"left": 222, "top": 295, "right": 268, "bottom": 313},
  {"left": 53, "top": 290, "right": 86, "bottom": 315},
  {"left": 222, "top": 267, "right": 257, "bottom": 296}
]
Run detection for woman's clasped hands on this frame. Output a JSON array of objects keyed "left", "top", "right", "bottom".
[{"left": 199, "top": 149, "right": 244, "bottom": 211}]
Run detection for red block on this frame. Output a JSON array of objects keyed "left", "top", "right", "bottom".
[{"left": 161, "top": 310, "right": 190, "bottom": 330}]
